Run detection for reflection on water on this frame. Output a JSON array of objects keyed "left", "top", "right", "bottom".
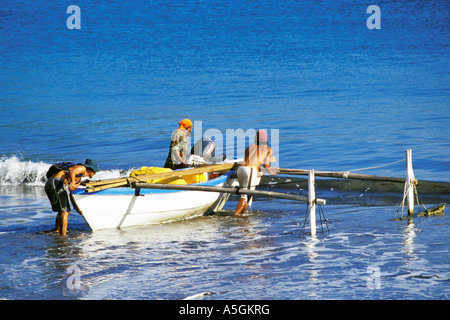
[
  {"left": 0, "top": 186, "right": 448, "bottom": 300},
  {"left": 402, "top": 220, "right": 418, "bottom": 259}
]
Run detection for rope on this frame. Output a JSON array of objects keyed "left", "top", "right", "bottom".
[
  {"left": 301, "top": 203, "right": 329, "bottom": 236},
  {"left": 345, "top": 158, "right": 404, "bottom": 173},
  {"left": 394, "top": 181, "right": 427, "bottom": 220},
  {"left": 414, "top": 184, "right": 428, "bottom": 213},
  {"left": 300, "top": 183, "right": 329, "bottom": 236},
  {"left": 300, "top": 206, "right": 309, "bottom": 235},
  {"left": 316, "top": 186, "right": 330, "bottom": 234},
  {"left": 395, "top": 183, "right": 409, "bottom": 219}
]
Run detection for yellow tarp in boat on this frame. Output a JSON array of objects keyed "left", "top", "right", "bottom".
[{"left": 129, "top": 166, "right": 206, "bottom": 184}]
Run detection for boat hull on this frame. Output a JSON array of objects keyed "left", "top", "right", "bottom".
[{"left": 73, "top": 173, "right": 234, "bottom": 231}]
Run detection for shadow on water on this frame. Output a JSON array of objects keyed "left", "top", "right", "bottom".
[{"left": 259, "top": 176, "right": 450, "bottom": 207}]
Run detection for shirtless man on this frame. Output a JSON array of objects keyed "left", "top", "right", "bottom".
[
  {"left": 234, "top": 130, "right": 279, "bottom": 215},
  {"left": 45, "top": 159, "right": 99, "bottom": 235}
]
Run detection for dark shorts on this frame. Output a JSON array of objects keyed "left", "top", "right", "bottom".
[{"left": 45, "top": 177, "right": 71, "bottom": 213}]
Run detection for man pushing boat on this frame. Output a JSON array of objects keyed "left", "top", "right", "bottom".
[
  {"left": 45, "top": 159, "right": 100, "bottom": 235},
  {"left": 234, "top": 130, "right": 279, "bottom": 215}
]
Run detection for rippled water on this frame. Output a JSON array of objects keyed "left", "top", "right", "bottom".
[
  {"left": 0, "top": 180, "right": 448, "bottom": 300},
  {"left": 0, "top": 0, "right": 449, "bottom": 300}
]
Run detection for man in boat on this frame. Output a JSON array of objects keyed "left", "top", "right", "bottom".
[
  {"left": 234, "top": 129, "right": 279, "bottom": 215},
  {"left": 44, "top": 159, "right": 100, "bottom": 235},
  {"left": 164, "top": 119, "right": 193, "bottom": 170}
]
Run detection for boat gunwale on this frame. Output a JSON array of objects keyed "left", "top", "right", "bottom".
[{"left": 73, "top": 171, "right": 235, "bottom": 196}]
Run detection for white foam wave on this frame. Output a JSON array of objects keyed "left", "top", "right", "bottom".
[
  {"left": 0, "top": 156, "right": 130, "bottom": 186},
  {"left": 0, "top": 156, "right": 50, "bottom": 186}
]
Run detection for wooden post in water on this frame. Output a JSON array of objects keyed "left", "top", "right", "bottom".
[
  {"left": 405, "top": 149, "right": 416, "bottom": 215},
  {"left": 308, "top": 169, "right": 317, "bottom": 236}
]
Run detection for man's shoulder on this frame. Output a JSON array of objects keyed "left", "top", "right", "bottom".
[
  {"left": 70, "top": 164, "right": 86, "bottom": 173},
  {"left": 171, "top": 128, "right": 187, "bottom": 139},
  {"left": 256, "top": 144, "right": 272, "bottom": 151}
]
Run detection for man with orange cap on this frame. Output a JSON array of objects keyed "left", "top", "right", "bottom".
[
  {"left": 164, "top": 119, "right": 193, "bottom": 170},
  {"left": 234, "top": 129, "right": 279, "bottom": 215}
]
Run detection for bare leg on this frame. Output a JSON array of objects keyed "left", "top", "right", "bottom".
[
  {"left": 234, "top": 198, "right": 248, "bottom": 216},
  {"left": 60, "top": 212, "right": 69, "bottom": 235},
  {"left": 56, "top": 211, "right": 69, "bottom": 235},
  {"left": 55, "top": 212, "right": 62, "bottom": 233}
]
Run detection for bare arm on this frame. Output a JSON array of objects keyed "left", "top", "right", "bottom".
[
  {"left": 68, "top": 165, "right": 86, "bottom": 191},
  {"left": 263, "top": 148, "right": 279, "bottom": 175}
]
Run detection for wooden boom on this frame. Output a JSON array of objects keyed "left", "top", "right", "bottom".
[
  {"left": 279, "top": 168, "right": 412, "bottom": 184},
  {"left": 84, "top": 163, "right": 236, "bottom": 193},
  {"left": 133, "top": 182, "right": 326, "bottom": 205}
]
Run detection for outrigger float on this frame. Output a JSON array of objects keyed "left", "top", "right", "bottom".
[{"left": 72, "top": 149, "right": 444, "bottom": 234}]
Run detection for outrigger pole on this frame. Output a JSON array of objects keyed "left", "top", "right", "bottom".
[
  {"left": 135, "top": 150, "right": 417, "bottom": 235},
  {"left": 134, "top": 169, "right": 326, "bottom": 236},
  {"left": 133, "top": 182, "right": 326, "bottom": 205},
  {"left": 405, "top": 149, "right": 416, "bottom": 215},
  {"left": 280, "top": 149, "right": 418, "bottom": 217},
  {"left": 86, "top": 150, "right": 418, "bottom": 235},
  {"left": 308, "top": 169, "right": 317, "bottom": 236}
]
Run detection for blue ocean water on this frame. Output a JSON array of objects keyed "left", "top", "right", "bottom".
[{"left": 0, "top": 0, "right": 449, "bottom": 300}]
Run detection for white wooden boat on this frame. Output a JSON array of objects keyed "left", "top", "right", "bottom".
[{"left": 72, "top": 171, "right": 236, "bottom": 231}]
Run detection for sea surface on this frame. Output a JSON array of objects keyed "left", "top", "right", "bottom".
[{"left": 0, "top": 0, "right": 449, "bottom": 300}]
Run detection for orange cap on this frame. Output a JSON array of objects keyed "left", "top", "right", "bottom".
[{"left": 179, "top": 119, "right": 193, "bottom": 129}]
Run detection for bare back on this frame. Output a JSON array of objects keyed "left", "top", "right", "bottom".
[
  {"left": 243, "top": 144, "right": 273, "bottom": 171},
  {"left": 53, "top": 165, "right": 86, "bottom": 185}
]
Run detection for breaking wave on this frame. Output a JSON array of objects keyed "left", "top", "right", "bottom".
[
  {"left": 0, "top": 156, "right": 130, "bottom": 186},
  {"left": 0, "top": 156, "right": 50, "bottom": 186}
]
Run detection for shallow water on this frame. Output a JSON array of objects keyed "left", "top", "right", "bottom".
[
  {"left": 0, "top": 0, "right": 449, "bottom": 300},
  {"left": 0, "top": 181, "right": 448, "bottom": 300}
]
